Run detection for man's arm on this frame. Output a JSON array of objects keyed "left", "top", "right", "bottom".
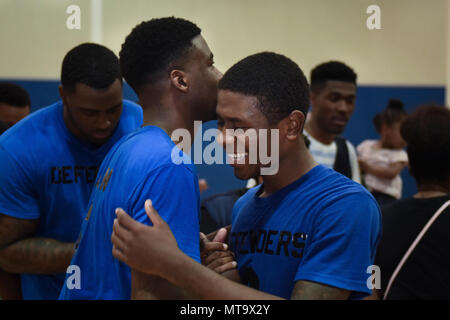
[
  {"left": 0, "top": 238, "right": 75, "bottom": 274},
  {"left": 0, "top": 268, "right": 22, "bottom": 300},
  {"left": 0, "top": 214, "right": 74, "bottom": 274},
  {"left": 112, "top": 201, "right": 351, "bottom": 300},
  {"left": 131, "top": 270, "right": 187, "bottom": 300},
  {"left": 290, "top": 280, "right": 350, "bottom": 300},
  {"left": 359, "top": 160, "right": 407, "bottom": 180}
]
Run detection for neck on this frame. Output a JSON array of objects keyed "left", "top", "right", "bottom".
[
  {"left": 139, "top": 92, "right": 196, "bottom": 140},
  {"left": 305, "top": 114, "right": 335, "bottom": 145},
  {"left": 414, "top": 182, "right": 450, "bottom": 199},
  {"left": 260, "top": 142, "right": 318, "bottom": 197}
]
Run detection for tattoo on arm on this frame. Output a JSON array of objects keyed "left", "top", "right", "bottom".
[
  {"left": 0, "top": 214, "right": 38, "bottom": 250},
  {"left": 291, "top": 280, "right": 351, "bottom": 300},
  {"left": 0, "top": 238, "right": 75, "bottom": 274}
]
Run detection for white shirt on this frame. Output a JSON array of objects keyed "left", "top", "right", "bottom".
[
  {"left": 305, "top": 130, "right": 361, "bottom": 184},
  {"left": 357, "top": 139, "right": 408, "bottom": 199}
]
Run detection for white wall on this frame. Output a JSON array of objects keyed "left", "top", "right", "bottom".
[{"left": 0, "top": 0, "right": 447, "bottom": 86}]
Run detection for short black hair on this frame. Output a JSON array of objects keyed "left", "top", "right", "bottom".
[
  {"left": 310, "top": 61, "right": 357, "bottom": 92},
  {"left": 0, "top": 120, "right": 9, "bottom": 135},
  {"left": 120, "top": 17, "right": 201, "bottom": 92},
  {"left": 400, "top": 104, "right": 450, "bottom": 184},
  {"left": 61, "top": 43, "right": 121, "bottom": 92},
  {"left": 0, "top": 82, "right": 31, "bottom": 108},
  {"left": 373, "top": 98, "right": 407, "bottom": 133},
  {"left": 219, "top": 52, "right": 310, "bottom": 125}
]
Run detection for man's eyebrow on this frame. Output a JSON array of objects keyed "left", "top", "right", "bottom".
[{"left": 107, "top": 102, "right": 123, "bottom": 110}]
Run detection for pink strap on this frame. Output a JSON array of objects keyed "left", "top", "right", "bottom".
[{"left": 383, "top": 200, "right": 450, "bottom": 300}]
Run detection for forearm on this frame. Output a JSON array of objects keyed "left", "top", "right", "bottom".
[
  {"left": 131, "top": 270, "right": 190, "bottom": 300},
  {"left": 362, "top": 162, "right": 404, "bottom": 180},
  {"left": 0, "top": 238, "right": 75, "bottom": 274},
  {"left": 0, "top": 267, "right": 22, "bottom": 300},
  {"left": 164, "top": 251, "right": 283, "bottom": 300}
]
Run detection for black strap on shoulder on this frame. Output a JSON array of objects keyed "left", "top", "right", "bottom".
[{"left": 333, "top": 136, "right": 352, "bottom": 179}]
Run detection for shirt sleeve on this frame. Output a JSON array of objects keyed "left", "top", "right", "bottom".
[
  {"left": 0, "top": 146, "right": 40, "bottom": 219},
  {"left": 128, "top": 163, "right": 201, "bottom": 263},
  {"left": 390, "top": 149, "right": 408, "bottom": 164},
  {"left": 295, "top": 192, "right": 382, "bottom": 296},
  {"left": 347, "top": 141, "right": 362, "bottom": 184}
]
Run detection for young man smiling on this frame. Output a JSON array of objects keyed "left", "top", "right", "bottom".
[{"left": 111, "top": 52, "right": 382, "bottom": 300}]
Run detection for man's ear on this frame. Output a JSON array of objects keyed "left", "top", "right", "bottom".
[
  {"left": 170, "top": 69, "right": 189, "bottom": 93},
  {"left": 58, "top": 85, "right": 68, "bottom": 105},
  {"left": 285, "top": 110, "right": 305, "bottom": 141}
]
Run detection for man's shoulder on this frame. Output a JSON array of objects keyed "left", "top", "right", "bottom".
[
  {"left": 0, "top": 101, "right": 62, "bottom": 157},
  {"left": 305, "top": 165, "right": 376, "bottom": 208},
  {"left": 122, "top": 99, "right": 143, "bottom": 117},
  {"left": 112, "top": 126, "right": 195, "bottom": 175}
]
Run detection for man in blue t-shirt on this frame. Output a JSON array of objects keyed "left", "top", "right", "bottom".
[
  {"left": 59, "top": 17, "right": 222, "bottom": 300},
  {"left": 110, "top": 52, "right": 382, "bottom": 300},
  {"left": 0, "top": 43, "right": 143, "bottom": 300}
]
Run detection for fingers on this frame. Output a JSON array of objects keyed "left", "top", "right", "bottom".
[
  {"left": 111, "top": 226, "right": 127, "bottom": 253},
  {"left": 144, "top": 199, "right": 164, "bottom": 227},
  {"left": 112, "top": 245, "right": 127, "bottom": 263},
  {"left": 212, "top": 227, "right": 227, "bottom": 243},
  {"left": 203, "top": 249, "right": 234, "bottom": 266},
  {"left": 115, "top": 208, "right": 138, "bottom": 231},
  {"left": 200, "top": 241, "right": 228, "bottom": 258},
  {"left": 214, "top": 261, "right": 237, "bottom": 274}
]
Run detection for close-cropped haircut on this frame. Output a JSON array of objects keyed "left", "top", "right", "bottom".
[
  {"left": 400, "top": 104, "right": 450, "bottom": 184},
  {"left": 310, "top": 61, "right": 357, "bottom": 93},
  {"left": 0, "top": 82, "right": 31, "bottom": 108},
  {"left": 218, "top": 52, "right": 310, "bottom": 125},
  {"left": 61, "top": 43, "right": 121, "bottom": 92},
  {"left": 119, "top": 17, "right": 201, "bottom": 92},
  {"left": 373, "top": 98, "right": 407, "bottom": 133}
]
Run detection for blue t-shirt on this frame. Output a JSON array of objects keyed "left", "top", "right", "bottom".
[
  {"left": 230, "top": 165, "right": 381, "bottom": 299},
  {"left": 59, "top": 126, "right": 201, "bottom": 300},
  {"left": 0, "top": 100, "right": 143, "bottom": 300}
]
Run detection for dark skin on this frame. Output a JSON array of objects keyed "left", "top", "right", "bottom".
[
  {"left": 0, "top": 79, "right": 124, "bottom": 299},
  {"left": 112, "top": 91, "right": 352, "bottom": 299},
  {"left": 0, "top": 103, "right": 30, "bottom": 128},
  {"left": 306, "top": 80, "right": 356, "bottom": 145},
  {"left": 127, "top": 34, "right": 222, "bottom": 300},
  {"left": 60, "top": 78, "right": 124, "bottom": 146}
]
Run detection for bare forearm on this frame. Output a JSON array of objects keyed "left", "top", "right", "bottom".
[
  {"left": 165, "top": 252, "right": 282, "bottom": 300},
  {"left": 0, "top": 267, "right": 22, "bottom": 300},
  {"left": 0, "top": 238, "right": 75, "bottom": 274},
  {"left": 361, "top": 161, "right": 405, "bottom": 180}
]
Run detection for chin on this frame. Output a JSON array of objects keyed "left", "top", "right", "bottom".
[{"left": 232, "top": 165, "right": 258, "bottom": 181}]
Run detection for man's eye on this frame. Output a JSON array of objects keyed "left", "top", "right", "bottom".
[
  {"left": 82, "top": 110, "right": 96, "bottom": 116},
  {"left": 108, "top": 106, "right": 121, "bottom": 114}
]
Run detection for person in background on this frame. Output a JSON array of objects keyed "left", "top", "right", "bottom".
[
  {"left": 0, "top": 43, "right": 143, "bottom": 300},
  {"left": 358, "top": 99, "right": 408, "bottom": 206},
  {"left": 375, "top": 104, "right": 450, "bottom": 299},
  {"left": 200, "top": 176, "right": 262, "bottom": 234},
  {"left": 304, "top": 61, "right": 361, "bottom": 183},
  {"left": 0, "top": 82, "right": 31, "bottom": 130}
]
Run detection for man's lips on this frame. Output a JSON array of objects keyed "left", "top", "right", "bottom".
[{"left": 227, "top": 152, "right": 249, "bottom": 165}]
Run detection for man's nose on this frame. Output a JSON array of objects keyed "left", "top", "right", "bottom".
[
  {"left": 216, "top": 129, "right": 234, "bottom": 147},
  {"left": 96, "top": 113, "right": 112, "bottom": 129}
]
